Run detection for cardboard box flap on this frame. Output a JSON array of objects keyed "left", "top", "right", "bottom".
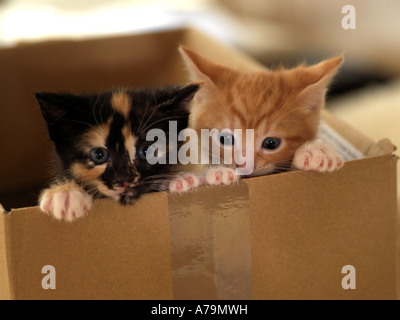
[
  {"left": 243, "top": 153, "right": 398, "bottom": 300},
  {"left": 367, "top": 138, "right": 397, "bottom": 157},
  {"left": 0, "top": 205, "right": 11, "bottom": 300},
  {"left": 1, "top": 152, "right": 397, "bottom": 299},
  {"left": 321, "top": 109, "right": 396, "bottom": 158},
  {"left": 3, "top": 192, "right": 175, "bottom": 300}
]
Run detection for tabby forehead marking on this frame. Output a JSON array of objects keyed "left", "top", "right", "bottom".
[
  {"left": 122, "top": 125, "right": 137, "bottom": 162},
  {"left": 111, "top": 91, "right": 131, "bottom": 118}
]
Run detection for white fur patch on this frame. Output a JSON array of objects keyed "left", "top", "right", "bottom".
[
  {"left": 169, "top": 174, "right": 201, "bottom": 193},
  {"left": 39, "top": 182, "right": 93, "bottom": 222},
  {"left": 205, "top": 166, "right": 238, "bottom": 185},
  {"left": 292, "top": 141, "right": 344, "bottom": 172}
]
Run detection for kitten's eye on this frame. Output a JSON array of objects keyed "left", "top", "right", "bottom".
[
  {"left": 218, "top": 133, "right": 234, "bottom": 146},
  {"left": 136, "top": 145, "right": 158, "bottom": 162},
  {"left": 262, "top": 137, "right": 281, "bottom": 150},
  {"left": 136, "top": 145, "right": 148, "bottom": 161},
  {"left": 89, "top": 147, "right": 109, "bottom": 164},
  {"left": 137, "top": 145, "right": 155, "bottom": 161}
]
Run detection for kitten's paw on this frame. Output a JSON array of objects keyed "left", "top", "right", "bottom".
[
  {"left": 293, "top": 141, "right": 343, "bottom": 173},
  {"left": 39, "top": 182, "right": 92, "bottom": 222},
  {"left": 169, "top": 174, "right": 201, "bottom": 193},
  {"left": 205, "top": 167, "right": 238, "bottom": 186}
]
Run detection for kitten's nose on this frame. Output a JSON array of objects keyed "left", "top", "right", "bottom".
[
  {"left": 123, "top": 181, "right": 130, "bottom": 188},
  {"left": 115, "top": 178, "right": 133, "bottom": 188},
  {"left": 117, "top": 172, "right": 140, "bottom": 188},
  {"left": 116, "top": 180, "right": 131, "bottom": 188}
]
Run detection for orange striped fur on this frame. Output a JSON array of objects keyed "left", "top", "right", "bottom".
[{"left": 180, "top": 46, "right": 343, "bottom": 175}]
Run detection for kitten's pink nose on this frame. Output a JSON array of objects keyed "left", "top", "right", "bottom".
[{"left": 123, "top": 182, "right": 130, "bottom": 188}]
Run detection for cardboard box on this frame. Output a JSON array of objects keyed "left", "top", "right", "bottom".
[{"left": 0, "top": 28, "right": 398, "bottom": 300}]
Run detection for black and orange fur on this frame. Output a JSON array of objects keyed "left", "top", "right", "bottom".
[{"left": 36, "top": 84, "right": 199, "bottom": 205}]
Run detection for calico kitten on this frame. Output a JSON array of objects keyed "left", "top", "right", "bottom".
[
  {"left": 169, "top": 46, "right": 344, "bottom": 191},
  {"left": 37, "top": 84, "right": 199, "bottom": 221}
]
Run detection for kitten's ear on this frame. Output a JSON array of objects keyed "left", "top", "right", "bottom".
[
  {"left": 162, "top": 83, "right": 201, "bottom": 115},
  {"left": 172, "top": 83, "right": 202, "bottom": 111},
  {"left": 179, "top": 46, "right": 226, "bottom": 103},
  {"left": 178, "top": 46, "right": 223, "bottom": 83},
  {"left": 296, "top": 55, "right": 344, "bottom": 113},
  {"left": 35, "top": 92, "right": 87, "bottom": 126}
]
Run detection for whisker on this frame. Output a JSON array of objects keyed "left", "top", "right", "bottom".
[
  {"left": 140, "top": 115, "right": 188, "bottom": 135},
  {"left": 138, "top": 93, "right": 156, "bottom": 134},
  {"left": 65, "top": 119, "right": 95, "bottom": 128},
  {"left": 91, "top": 94, "right": 103, "bottom": 127}
]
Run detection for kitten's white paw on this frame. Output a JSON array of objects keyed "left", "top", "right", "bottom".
[
  {"left": 39, "top": 182, "right": 92, "bottom": 222},
  {"left": 293, "top": 141, "right": 343, "bottom": 173},
  {"left": 205, "top": 167, "right": 238, "bottom": 185},
  {"left": 169, "top": 174, "right": 201, "bottom": 193}
]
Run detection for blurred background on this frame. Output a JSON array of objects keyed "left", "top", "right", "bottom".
[
  {"left": 0, "top": 0, "right": 399, "bottom": 295},
  {"left": 1, "top": 0, "right": 399, "bottom": 138}
]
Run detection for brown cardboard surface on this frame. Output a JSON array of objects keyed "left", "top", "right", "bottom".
[
  {"left": 0, "top": 27, "right": 398, "bottom": 300},
  {"left": 2, "top": 154, "right": 397, "bottom": 299},
  {"left": 4, "top": 192, "right": 173, "bottom": 300},
  {"left": 245, "top": 154, "right": 398, "bottom": 299},
  {"left": 0, "top": 205, "right": 11, "bottom": 300}
]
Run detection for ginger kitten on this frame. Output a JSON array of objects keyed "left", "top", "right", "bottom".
[{"left": 172, "top": 46, "right": 344, "bottom": 189}]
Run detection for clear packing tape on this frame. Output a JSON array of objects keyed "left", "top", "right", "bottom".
[{"left": 168, "top": 183, "right": 252, "bottom": 300}]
